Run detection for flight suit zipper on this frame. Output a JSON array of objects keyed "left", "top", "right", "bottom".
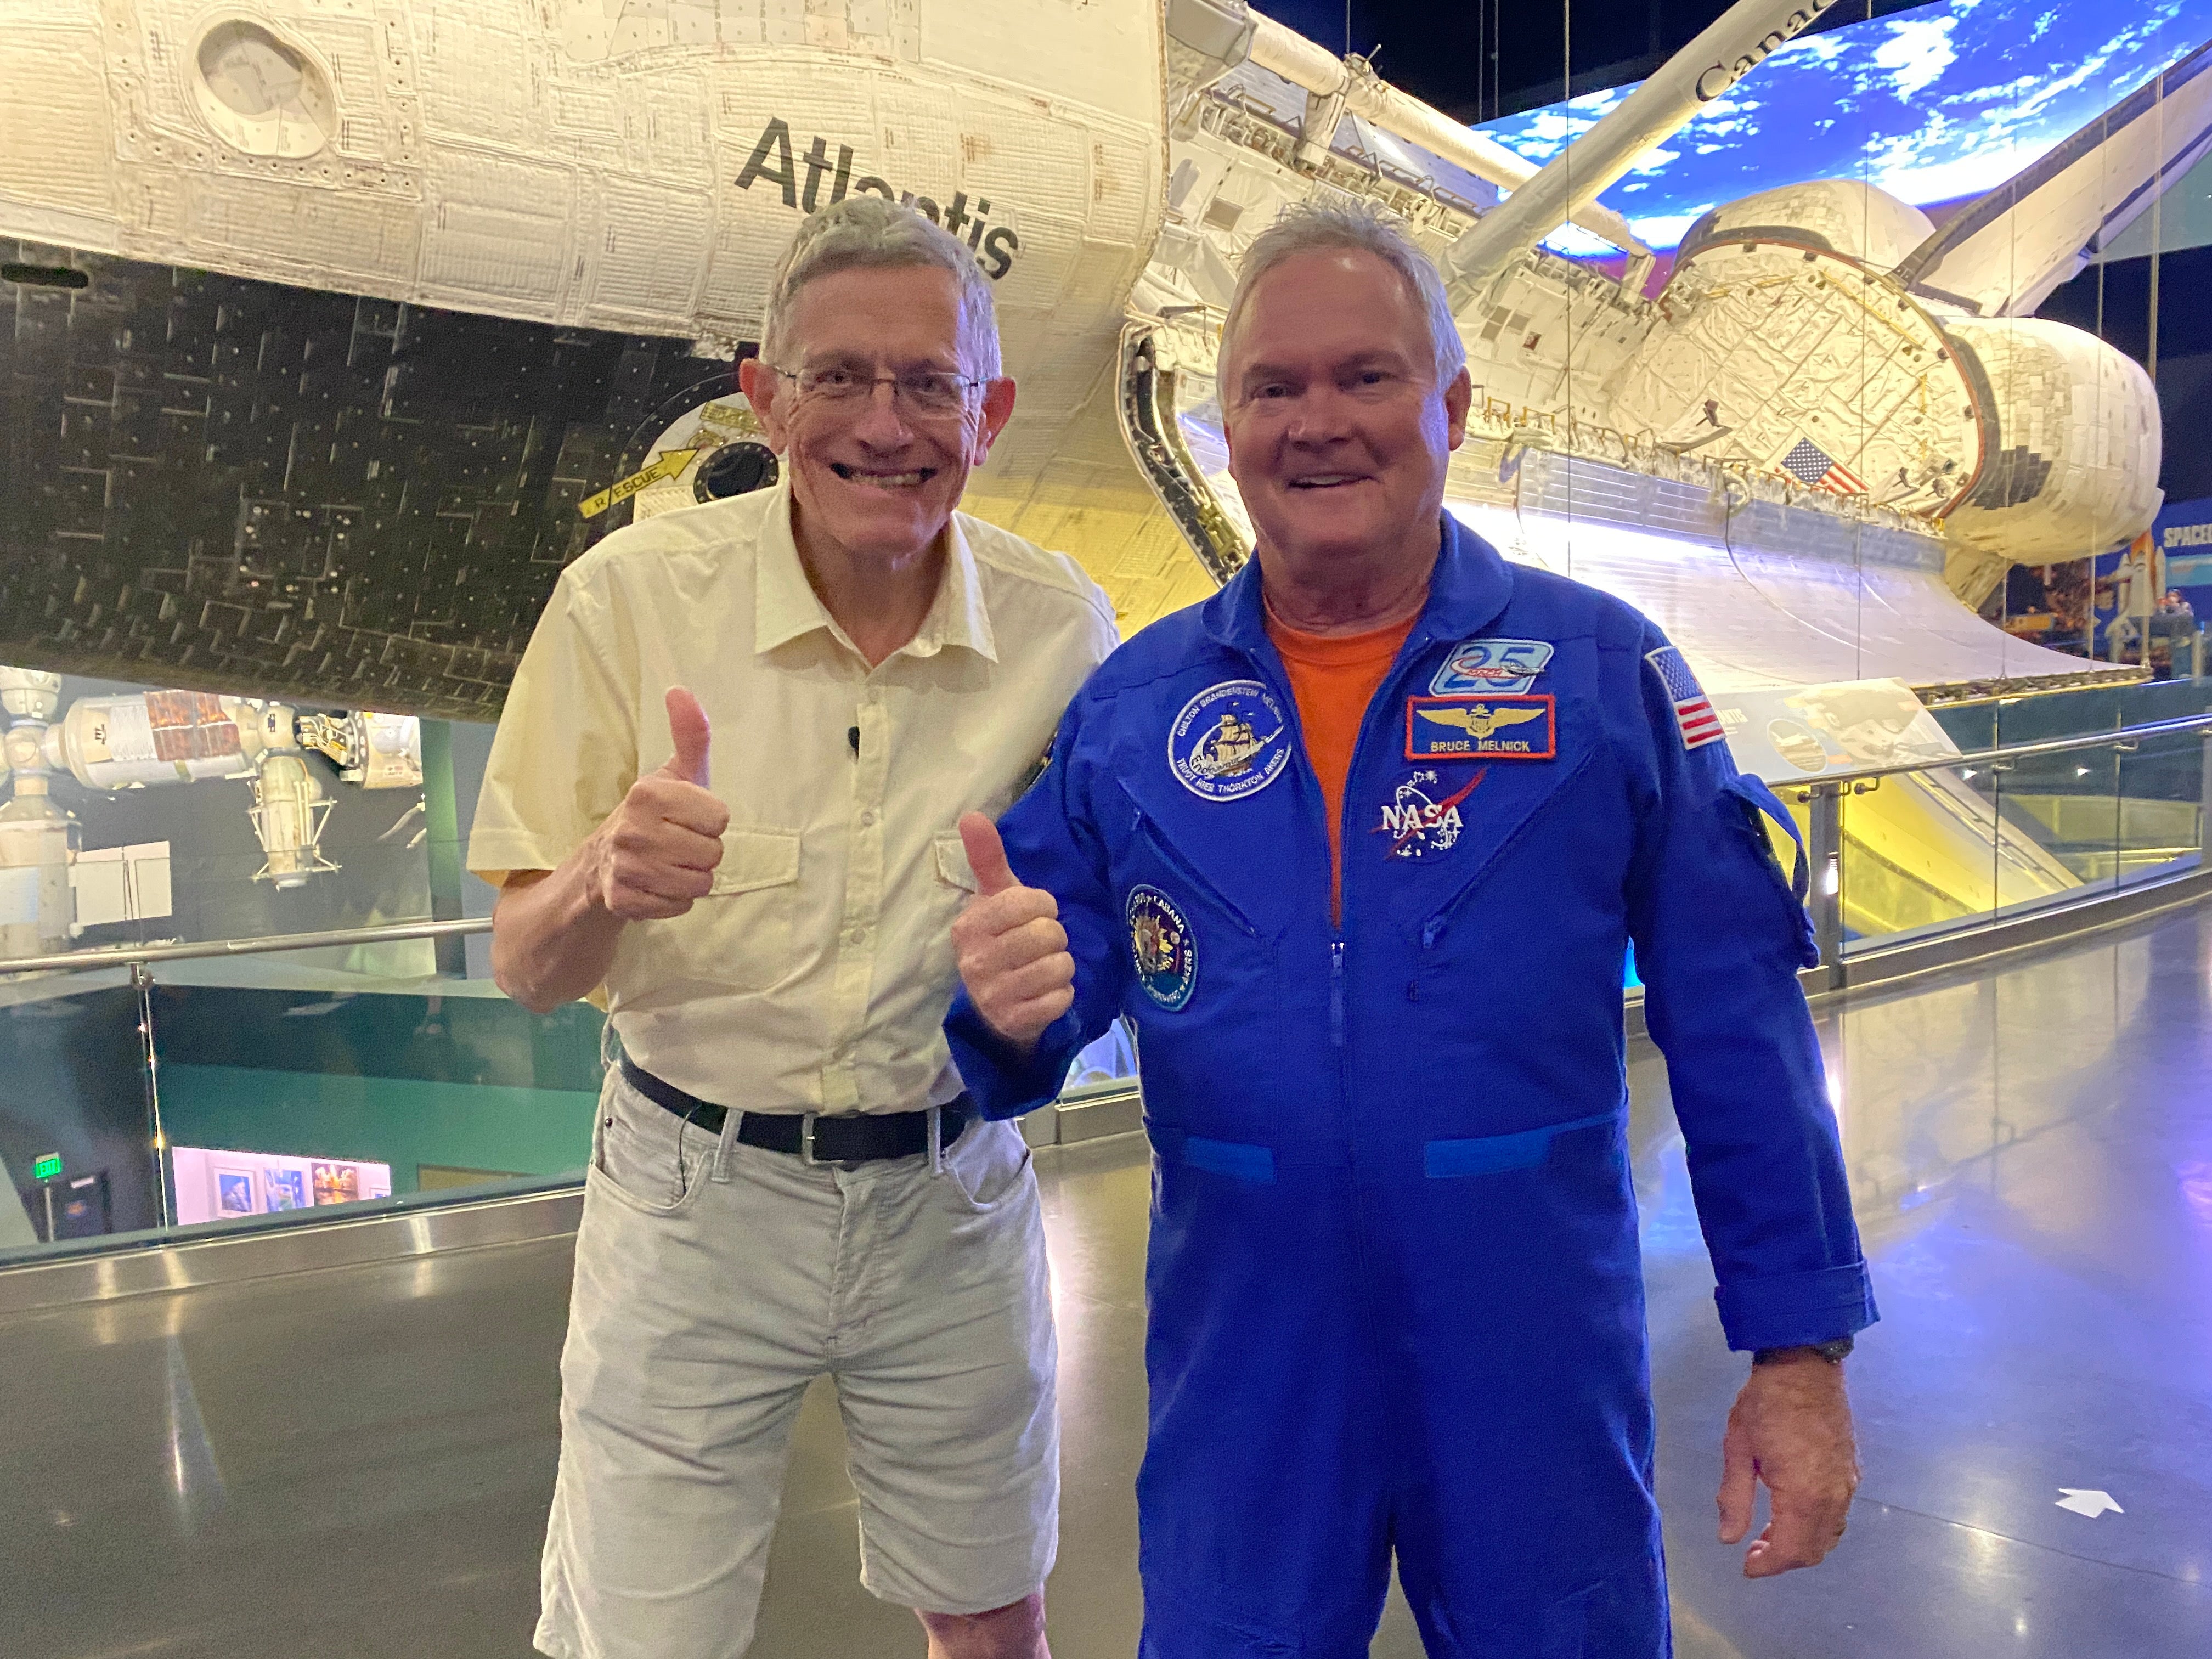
[
  {"left": 1329, "top": 627, "right": 1434, "bottom": 1042},
  {"left": 1323, "top": 634, "right": 1432, "bottom": 1051}
]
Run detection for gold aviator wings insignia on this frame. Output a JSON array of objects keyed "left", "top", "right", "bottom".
[{"left": 1419, "top": 703, "right": 1547, "bottom": 740}]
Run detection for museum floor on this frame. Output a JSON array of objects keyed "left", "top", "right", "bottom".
[{"left": 5, "top": 901, "right": 2211, "bottom": 1658}]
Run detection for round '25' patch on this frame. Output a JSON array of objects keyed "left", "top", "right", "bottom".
[{"left": 1126, "top": 885, "right": 1197, "bottom": 1010}]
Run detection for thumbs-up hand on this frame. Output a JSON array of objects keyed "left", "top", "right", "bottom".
[
  {"left": 590, "top": 687, "right": 731, "bottom": 921},
  {"left": 662, "top": 684, "right": 713, "bottom": 788},
  {"left": 951, "top": 811, "right": 1075, "bottom": 1052}
]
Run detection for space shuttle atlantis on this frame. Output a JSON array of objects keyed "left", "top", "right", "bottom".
[{"left": 0, "top": 0, "right": 2205, "bottom": 725}]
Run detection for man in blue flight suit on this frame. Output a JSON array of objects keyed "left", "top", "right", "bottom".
[{"left": 944, "top": 203, "right": 1875, "bottom": 1657}]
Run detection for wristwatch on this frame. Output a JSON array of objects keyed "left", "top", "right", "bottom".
[{"left": 1752, "top": 1336, "right": 1854, "bottom": 1366}]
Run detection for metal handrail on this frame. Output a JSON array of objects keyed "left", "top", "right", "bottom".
[
  {"left": 0, "top": 917, "right": 490, "bottom": 977},
  {"left": 1783, "top": 709, "right": 2212, "bottom": 792},
  {"left": 1, "top": 712, "right": 2207, "bottom": 978}
]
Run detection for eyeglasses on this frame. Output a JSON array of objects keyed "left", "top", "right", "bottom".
[{"left": 770, "top": 363, "right": 988, "bottom": 417}]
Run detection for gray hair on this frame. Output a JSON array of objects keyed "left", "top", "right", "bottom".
[
  {"left": 1218, "top": 200, "right": 1467, "bottom": 391},
  {"left": 759, "top": 195, "right": 1002, "bottom": 377}
]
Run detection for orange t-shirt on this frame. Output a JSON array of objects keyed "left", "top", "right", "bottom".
[{"left": 1266, "top": 610, "right": 1417, "bottom": 919}]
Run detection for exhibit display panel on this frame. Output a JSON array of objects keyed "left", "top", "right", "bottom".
[
  {"left": 170, "top": 1145, "right": 393, "bottom": 1223},
  {"left": 0, "top": 668, "right": 475, "bottom": 967}
]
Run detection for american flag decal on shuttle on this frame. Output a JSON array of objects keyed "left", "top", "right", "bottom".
[
  {"left": 1645, "top": 647, "right": 1726, "bottom": 751},
  {"left": 1778, "top": 437, "right": 1866, "bottom": 496}
]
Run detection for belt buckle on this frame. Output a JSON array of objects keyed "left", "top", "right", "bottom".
[
  {"left": 799, "top": 1113, "right": 819, "bottom": 1166},
  {"left": 928, "top": 1104, "right": 943, "bottom": 1175}
]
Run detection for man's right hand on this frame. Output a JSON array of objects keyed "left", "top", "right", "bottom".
[
  {"left": 590, "top": 687, "right": 730, "bottom": 921},
  {"left": 952, "top": 812, "right": 1075, "bottom": 1053}
]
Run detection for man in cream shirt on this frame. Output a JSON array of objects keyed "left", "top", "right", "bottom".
[{"left": 468, "top": 197, "right": 1117, "bottom": 1659}]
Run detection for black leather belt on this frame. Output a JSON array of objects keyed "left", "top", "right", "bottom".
[{"left": 618, "top": 1055, "right": 972, "bottom": 1164}]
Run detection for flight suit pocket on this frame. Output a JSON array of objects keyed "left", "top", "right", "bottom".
[
  {"left": 625, "top": 826, "right": 802, "bottom": 998},
  {"left": 1123, "top": 799, "right": 1266, "bottom": 940},
  {"left": 1424, "top": 1111, "right": 1613, "bottom": 1178}
]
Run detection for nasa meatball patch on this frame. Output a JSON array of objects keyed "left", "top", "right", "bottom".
[
  {"left": 1374, "top": 769, "right": 1486, "bottom": 859},
  {"left": 1167, "top": 680, "right": 1290, "bottom": 802},
  {"left": 1126, "top": 885, "right": 1198, "bottom": 1009},
  {"left": 1404, "top": 695, "right": 1556, "bottom": 760}
]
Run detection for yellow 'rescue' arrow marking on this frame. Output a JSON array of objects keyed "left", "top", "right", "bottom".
[{"left": 579, "top": 449, "right": 699, "bottom": 520}]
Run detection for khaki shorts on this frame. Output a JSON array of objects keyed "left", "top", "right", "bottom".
[{"left": 534, "top": 1069, "right": 1059, "bottom": 1659}]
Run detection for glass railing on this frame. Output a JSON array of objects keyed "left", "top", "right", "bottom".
[
  {"left": 0, "top": 901, "right": 1141, "bottom": 1268},
  {"left": 1, "top": 708, "right": 2203, "bottom": 1274},
  {"left": 0, "top": 915, "right": 589, "bottom": 1262},
  {"left": 1791, "top": 712, "right": 2211, "bottom": 958}
]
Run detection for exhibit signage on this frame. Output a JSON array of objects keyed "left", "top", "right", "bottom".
[
  {"left": 2153, "top": 497, "right": 2212, "bottom": 593},
  {"left": 1702, "top": 679, "right": 1961, "bottom": 784},
  {"left": 170, "top": 1146, "right": 393, "bottom": 1226}
]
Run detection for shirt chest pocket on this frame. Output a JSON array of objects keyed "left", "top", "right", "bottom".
[
  {"left": 933, "top": 832, "right": 980, "bottom": 899},
  {"left": 623, "top": 827, "right": 803, "bottom": 1001},
  {"left": 924, "top": 822, "right": 980, "bottom": 924},
  {"left": 890, "top": 832, "right": 980, "bottom": 989}
]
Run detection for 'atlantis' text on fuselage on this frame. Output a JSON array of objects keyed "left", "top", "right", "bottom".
[{"left": 734, "top": 117, "right": 1022, "bottom": 280}]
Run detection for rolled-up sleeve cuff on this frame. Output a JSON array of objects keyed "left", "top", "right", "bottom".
[
  {"left": 465, "top": 833, "right": 577, "bottom": 884},
  {"left": 1714, "top": 1262, "right": 1878, "bottom": 1352},
  {"left": 945, "top": 995, "right": 1081, "bottom": 1121}
]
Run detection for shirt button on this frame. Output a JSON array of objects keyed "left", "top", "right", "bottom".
[{"left": 859, "top": 810, "right": 877, "bottom": 828}]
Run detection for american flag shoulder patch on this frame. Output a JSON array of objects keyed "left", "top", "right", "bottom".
[{"left": 1645, "top": 646, "right": 1726, "bottom": 751}]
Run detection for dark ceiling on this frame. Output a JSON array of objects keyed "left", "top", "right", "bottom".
[{"left": 1259, "top": 0, "right": 1942, "bottom": 122}]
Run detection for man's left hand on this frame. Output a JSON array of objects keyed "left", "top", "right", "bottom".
[{"left": 1717, "top": 1353, "right": 1860, "bottom": 1578}]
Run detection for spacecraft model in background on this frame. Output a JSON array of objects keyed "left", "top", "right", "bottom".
[
  {"left": 0, "top": 0, "right": 2202, "bottom": 719},
  {"left": 0, "top": 666, "right": 424, "bottom": 959},
  {"left": 1137, "top": 0, "right": 2207, "bottom": 701},
  {"left": 0, "top": 0, "right": 1175, "bottom": 716},
  {"left": 1118, "top": 0, "right": 2209, "bottom": 938}
]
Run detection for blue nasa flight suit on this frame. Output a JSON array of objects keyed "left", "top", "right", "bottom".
[{"left": 945, "top": 514, "right": 1875, "bottom": 1658}]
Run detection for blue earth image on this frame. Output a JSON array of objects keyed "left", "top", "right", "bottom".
[{"left": 1475, "top": 0, "right": 2212, "bottom": 253}]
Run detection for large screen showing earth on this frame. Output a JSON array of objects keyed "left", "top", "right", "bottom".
[{"left": 1476, "top": 0, "right": 2212, "bottom": 255}]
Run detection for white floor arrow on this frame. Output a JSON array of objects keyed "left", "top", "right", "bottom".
[{"left": 2055, "top": 1489, "right": 2124, "bottom": 1519}]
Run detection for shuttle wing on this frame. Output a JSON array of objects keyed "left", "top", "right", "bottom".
[{"left": 1894, "top": 38, "right": 2212, "bottom": 318}]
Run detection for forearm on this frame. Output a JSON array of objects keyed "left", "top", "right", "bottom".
[
  {"left": 1639, "top": 888, "right": 1870, "bottom": 1343},
  {"left": 489, "top": 840, "right": 625, "bottom": 1013}
]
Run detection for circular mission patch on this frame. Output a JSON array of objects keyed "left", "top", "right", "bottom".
[
  {"left": 1126, "top": 885, "right": 1197, "bottom": 1011},
  {"left": 1167, "top": 679, "right": 1290, "bottom": 803}
]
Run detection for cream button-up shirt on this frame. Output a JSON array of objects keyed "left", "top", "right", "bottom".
[{"left": 467, "top": 477, "right": 1119, "bottom": 1114}]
